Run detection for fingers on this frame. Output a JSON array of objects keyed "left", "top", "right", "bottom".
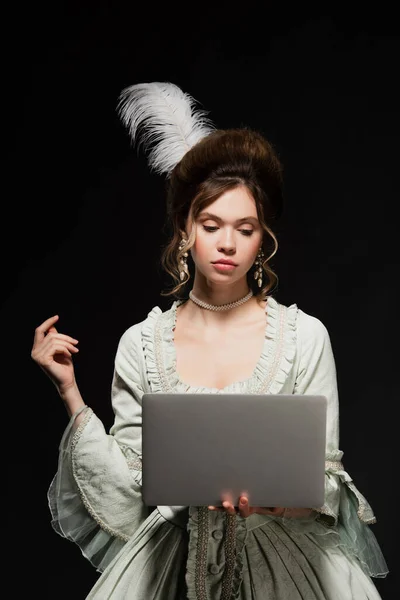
[
  {"left": 52, "top": 344, "right": 74, "bottom": 359},
  {"left": 43, "top": 332, "right": 79, "bottom": 345},
  {"left": 208, "top": 500, "right": 247, "bottom": 517},
  {"left": 208, "top": 505, "right": 225, "bottom": 512},
  {"left": 33, "top": 314, "right": 79, "bottom": 355},
  {"left": 207, "top": 504, "right": 233, "bottom": 514},
  {"left": 31, "top": 333, "right": 79, "bottom": 365},
  {"left": 32, "top": 340, "right": 79, "bottom": 364},
  {"left": 207, "top": 498, "right": 286, "bottom": 518},
  {"left": 222, "top": 501, "right": 237, "bottom": 516},
  {"left": 238, "top": 496, "right": 250, "bottom": 517},
  {"left": 32, "top": 335, "right": 79, "bottom": 357},
  {"left": 34, "top": 315, "right": 59, "bottom": 342},
  {"left": 54, "top": 342, "right": 79, "bottom": 357}
]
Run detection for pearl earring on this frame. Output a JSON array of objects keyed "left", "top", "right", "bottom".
[
  {"left": 254, "top": 247, "right": 265, "bottom": 288},
  {"left": 178, "top": 238, "right": 189, "bottom": 281}
]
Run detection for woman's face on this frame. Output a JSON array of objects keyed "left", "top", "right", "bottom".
[{"left": 187, "top": 185, "right": 263, "bottom": 285}]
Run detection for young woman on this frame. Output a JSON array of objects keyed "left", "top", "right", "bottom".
[{"left": 32, "top": 83, "right": 388, "bottom": 599}]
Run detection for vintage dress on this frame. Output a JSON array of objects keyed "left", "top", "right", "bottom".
[{"left": 48, "top": 296, "right": 388, "bottom": 599}]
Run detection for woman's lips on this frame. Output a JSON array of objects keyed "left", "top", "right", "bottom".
[{"left": 212, "top": 263, "right": 237, "bottom": 271}]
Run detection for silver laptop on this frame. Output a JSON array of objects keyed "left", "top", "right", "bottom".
[{"left": 142, "top": 393, "right": 327, "bottom": 508}]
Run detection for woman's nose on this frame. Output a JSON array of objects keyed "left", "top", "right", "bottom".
[{"left": 217, "top": 230, "right": 236, "bottom": 253}]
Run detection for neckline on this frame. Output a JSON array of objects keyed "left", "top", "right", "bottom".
[{"left": 168, "top": 296, "right": 272, "bottom": 392}]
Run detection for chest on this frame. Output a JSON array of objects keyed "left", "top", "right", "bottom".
[{"left": 173, "top": 322, "right": 266, "bottom": 390}]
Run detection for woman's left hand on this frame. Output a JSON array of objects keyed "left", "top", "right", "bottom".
[{"left": 208, "top": 495, "right": 285, "bottom": 518}]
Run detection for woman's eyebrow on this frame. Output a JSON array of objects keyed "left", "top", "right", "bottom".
[{"left": 199, "top": 212, "right": 259, "bottom": 224}]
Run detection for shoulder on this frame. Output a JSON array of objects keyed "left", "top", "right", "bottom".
[
  {"left": 296, "top": 307, "right": 330, "bottom": 342},
  {"left": 112, "top": 305, "right": 167, "bottom": 375},
  {"left": 270, "top": 297, "right": 335, "bottom": 371},
  {"left": 294, "top": 304, "right": 334, "bottom": 360},
  {"left": 270, "top": 296, "right": 331, "bottom": 346}
]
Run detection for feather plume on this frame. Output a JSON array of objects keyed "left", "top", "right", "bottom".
[{"left": 117, "top": 82, "right": 215, "bottom": 175}]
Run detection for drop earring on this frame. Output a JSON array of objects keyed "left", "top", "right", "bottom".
[
  {"left": 254, "top": 247, "right": 265, "bottom": 288},
  {"left": 178, "top": 238, "right": 189, "bottom": 281}
]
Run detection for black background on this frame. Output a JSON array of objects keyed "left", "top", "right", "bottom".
[{"left": 5, "top": 2, "right": 397, "bottom": 598}]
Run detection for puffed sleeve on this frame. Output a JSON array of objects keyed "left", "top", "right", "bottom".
[
  {"left": 291, "top": 310, "right": 388, "bottom": 577},
  {"left": 48, "top": 323, "right": 152, "bottom": 572}
]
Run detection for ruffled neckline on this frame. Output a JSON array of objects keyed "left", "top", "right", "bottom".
[
  {"left": 141, "top": 295, "right": 298, "bottom": 395},
  {"left": 169, "top": 297, "right": 269, "bottom": 392}
]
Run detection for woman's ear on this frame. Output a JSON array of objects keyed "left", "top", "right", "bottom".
[{"left": 181, "top": 218, "right": 193, "bottom": 241}]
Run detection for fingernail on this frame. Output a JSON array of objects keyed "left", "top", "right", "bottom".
[{"left": 240, "top": 498, "right": 247, "bottom": 505}]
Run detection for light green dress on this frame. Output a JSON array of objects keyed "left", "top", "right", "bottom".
[{"left": 48, "top": 296, "right": 388, "bottom": 599}]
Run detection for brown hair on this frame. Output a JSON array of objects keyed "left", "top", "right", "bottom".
[{"left": 159, "top": 128, "right": 284, "bottom": 303}]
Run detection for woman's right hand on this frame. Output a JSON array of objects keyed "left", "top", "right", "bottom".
[{"left": 31, "top": 314, "right": 80, "bottom": 395}]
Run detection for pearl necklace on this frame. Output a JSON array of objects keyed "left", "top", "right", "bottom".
[{"left": 189, "top": 289, "right": 253, "bottom": 311}]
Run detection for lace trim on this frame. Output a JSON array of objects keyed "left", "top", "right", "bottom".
[
  {"left": 325, "top": 460, "right": 344, "bottom": 471},
  {"left": 221, "top": 514, "right": 237, "bottom": 600},
  {"left": 316, "top": 460, "right": 377, "bottom": 525},
  {"left": 358, "top": 509, "right": 376, "bottom": 524},
  {"left": 347, "top": 481, "right": 377, "bottom": 524},
  {"left": 154, "top": 312, "right": 173, "bottom": 393},
  {"left": 314, "top": 460, "right": 344, "bottom": 524},
  {"left": 314, "top": 503, "right": 337, "bottom": 524},
  {"left": 70, "top": 407, "right": 93, "bottom": 452},
  {"left": 126, "top": 456, "right": 143, "bottom": 471},
  {"left": 118, "top": 443, "right": 143, "bottom": 471},
  {"left": 195, "top": 507, "right": 210, "bottom": 600},
  {"left": 258, "top": 304, "right": 286, "bottom": 393},
  {"left": 70, "top": 407, "right": 130, "bottom": 543}
]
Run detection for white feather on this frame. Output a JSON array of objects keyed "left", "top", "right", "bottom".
[{"left": 117, "top": 82, "right": 215, "bottom": 175}]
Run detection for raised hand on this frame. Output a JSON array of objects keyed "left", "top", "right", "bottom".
[{"left": 31, "top": 315, "right": 79, "bottom": 394}]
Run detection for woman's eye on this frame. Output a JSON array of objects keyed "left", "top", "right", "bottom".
[{"left": 203, "top": 226, "right": 253, "bottom": 236}]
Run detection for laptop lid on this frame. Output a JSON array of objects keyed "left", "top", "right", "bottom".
[{"left": 142, "top": 393, "right": 327, "bottom": 508}]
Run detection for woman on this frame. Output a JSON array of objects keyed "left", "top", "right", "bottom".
[{"left": 32, "top": 82, "right": 388, "bottom": 599}]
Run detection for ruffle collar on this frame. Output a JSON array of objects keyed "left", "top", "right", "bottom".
[{"left": 141, "top": 296, "right": 298, "bottom": 394}]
